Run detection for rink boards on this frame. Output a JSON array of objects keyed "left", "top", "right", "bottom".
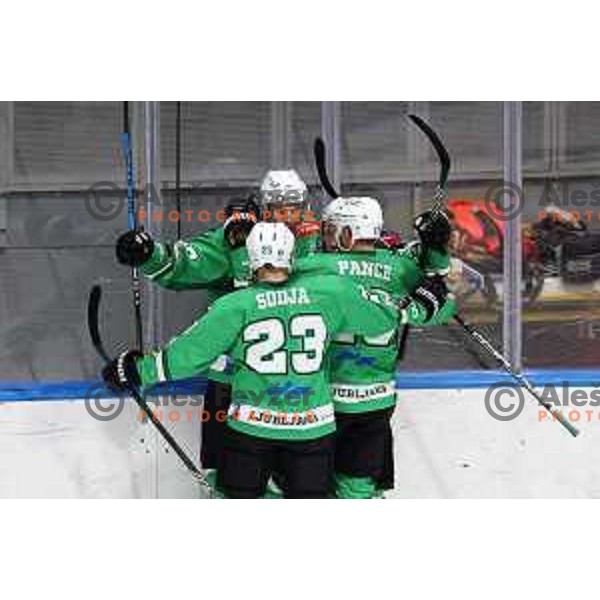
[{"left": 1, "top": 371, "right": 599, "bottom": 498}]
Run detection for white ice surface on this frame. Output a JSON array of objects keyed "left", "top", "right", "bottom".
[
  {"left": 1, "top": 388, "right": 597, "bottom": 498},
  {"left": 0, "top": 397, "right": 203, "bottom": 498},
  {"left": 389, "top": 387, "right": 600, "bottom": 498}
]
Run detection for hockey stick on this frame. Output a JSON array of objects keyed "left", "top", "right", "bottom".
[
  {"left": 408, "top": 114, "right": 451, "bottom": 209},
  {"left": 314, "top": 137, "right": 340, "bottom": 199},
  {"left": 397, "top": 115, "right": 453, "bottom": 359},
  {"left": 86, "top": 284, "right": 211, "bottom": 488},
  {"left": 87, "top": 285, "right": 111, "bottom": 364},
  {"left": 406, "top": 117, "right": 577, "bottom": 434},
  {"left": 122, "top": 101, "right": 144, "bottom": 350},
  {"left": 454, "top": 314, "right": 580, "bottom": 437}
]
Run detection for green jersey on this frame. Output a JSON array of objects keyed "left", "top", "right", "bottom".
[
  {"left": 295, "top": 243, "right": 454, "bottom": 414},
  {"left": 141, "top": 222, "right": 321, "bottom": 292},
  {"left": 137, "top": 270, "right": 397, "bottom": 441},
  {"left": 141, "top": 228, "right": 231, "bottom": 290},
  {"left": 139, "top": 222, "right": 321, "bottom": 384}
]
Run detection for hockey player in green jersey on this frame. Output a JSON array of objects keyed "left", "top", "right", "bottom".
[
  {"left": 113, "top": 169, "right": 321, "bottom": 471},
  {"left": 295, "top": 196, "right": 455, "bottom": 499},
  {"left": 115, "top": 169, "right": 319, "bottom": 291},
  {"left": 103, "top": 222, "right": 409, "bottom": 498}
]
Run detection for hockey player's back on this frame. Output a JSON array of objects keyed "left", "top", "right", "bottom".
[{"left": 135, "top": 267, "right": 397, "bottom": 442}]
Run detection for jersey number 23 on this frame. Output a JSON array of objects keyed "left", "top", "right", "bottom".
[{"left": 243, "top": 315, "right": 327, "bottom": 375}]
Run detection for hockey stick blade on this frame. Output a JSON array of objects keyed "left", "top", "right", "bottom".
[
  {"left": 88, "top": 285, "right": 211, "bottom": 490},
  {"left": 314, "top": 137, "right": 339, "bottom": 199},
  {"left": 408, "top": 114, "right": 451, "bottom": 190},
  {"left": 87, "top": 284, "right": 112, "bottom": 364}
]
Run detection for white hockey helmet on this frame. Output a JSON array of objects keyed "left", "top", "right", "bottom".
[
  {"left": 259, "top": 169, "right": 308, "bottom": 207},
  {"left": 246, "top": 222, "right": 295, "bottom": 272},
  {"left": 322, "top": 196, "right": 383, "bottom": 245}
]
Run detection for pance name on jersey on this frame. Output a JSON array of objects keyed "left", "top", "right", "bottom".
[
  {"left": 256, "top": 287, "right": 311, "bottom": 309},
  {"left": 337, "top": 260, "right": 392, "bottom": 281}
]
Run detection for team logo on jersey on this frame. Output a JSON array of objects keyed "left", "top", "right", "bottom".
[
  {"left": 332, "top": 348, "right": 376, "bottom": 367},
  {"left": 265, "top": 382, "right": 314, "bottom": 408}
]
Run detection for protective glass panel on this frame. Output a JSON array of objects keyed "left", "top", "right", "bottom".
[
  {"left": 1, "top": 101, "right": 128, "bottom": 381},
  {"left": 522, "top": 101, "right": 600, "bottom": 368},
  {"left": 340, "top": 101, "right": 505, "bottom": 371}
]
